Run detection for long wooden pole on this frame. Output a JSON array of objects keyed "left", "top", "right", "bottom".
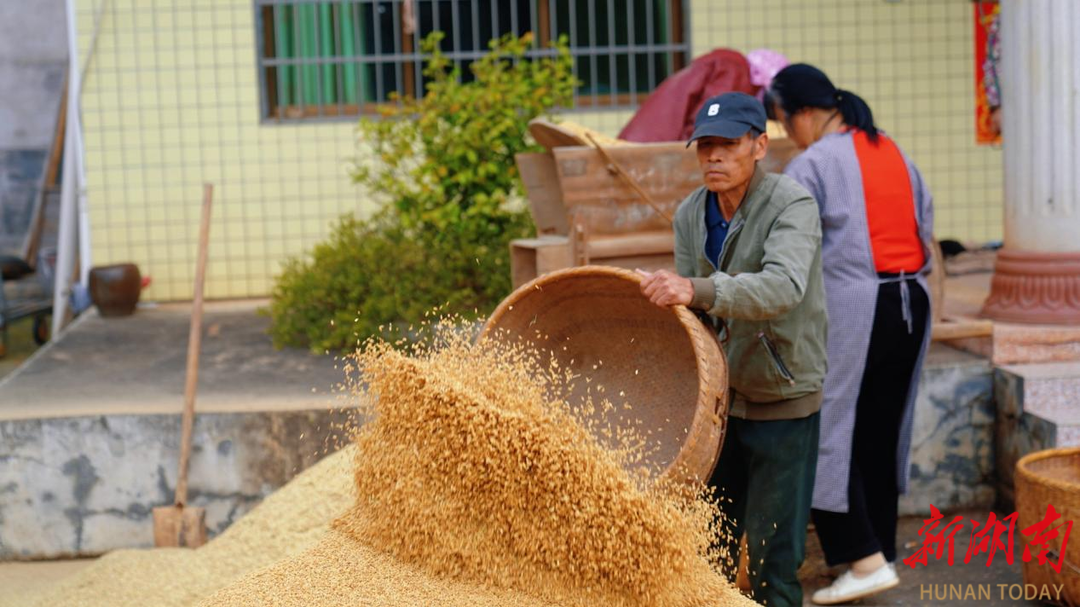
[
  {"left": 583, "top": 132, "right": 674, "bottom": 225},
  {"left": 174, "top": 184, "right": 213, "bottom": 506}
]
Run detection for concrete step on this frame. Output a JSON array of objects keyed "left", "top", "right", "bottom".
[{"left": 994, "top": 361, "right": 1080, "bottom": 508}]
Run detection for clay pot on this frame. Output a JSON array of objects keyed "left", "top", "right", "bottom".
[{"left": 89, "top": 263, "right": 142, "bottom": 317}]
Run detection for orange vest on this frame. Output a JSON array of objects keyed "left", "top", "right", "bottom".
[{"left": 852, "top": 130, "right": 925, "bottom": 273}]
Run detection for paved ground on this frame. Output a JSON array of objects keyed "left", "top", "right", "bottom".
[
  {"left": 0, "top": 299, "right": 345, "bottom": 421},
  {"left": 943, "top": 272, "right": 994, "bottom": 318},
  {"left": 0, "top": 558, "right": 95, "bottom": 598}
]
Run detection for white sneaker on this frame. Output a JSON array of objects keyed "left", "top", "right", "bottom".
[{"left": 811, "top": 564, "right": 899, "bottom": 605}]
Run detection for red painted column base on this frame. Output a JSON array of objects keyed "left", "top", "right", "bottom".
[{"left": 982, "top": 250, "right": 1080, "bottom": 324}]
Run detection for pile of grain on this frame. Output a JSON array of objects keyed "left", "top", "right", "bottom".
[
  {"left": 0, "top": 444, "right": 355, "bottom": 607},
  {"left": 197, "top": 529, "right": 558, "bottom": 606},
  {"left": 203, "top": 329, "right": 751, "bottom": 607}
]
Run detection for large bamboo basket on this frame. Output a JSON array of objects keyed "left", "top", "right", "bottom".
[
  {"left": 1016, "top": 447, "right": 1080, "bottom": 606},
  {"left": 479, "top": 266, "right": 729, "bottom": 484}
]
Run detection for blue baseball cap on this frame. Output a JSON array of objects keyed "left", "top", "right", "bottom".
[{"left": 687, "top": 92, "right": 768, "bottom": 147}]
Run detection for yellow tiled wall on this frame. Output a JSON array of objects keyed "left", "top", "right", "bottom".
[
  {"left": 77, "top": 0, "right": 369, "bottom": 300},
  {"left": 77, "top": 0, "right": 1001, "bottom": 300}
]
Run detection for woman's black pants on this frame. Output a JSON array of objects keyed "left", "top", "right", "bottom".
[{"left": 811, "top": 278, "right": 929, "bottom": 566}]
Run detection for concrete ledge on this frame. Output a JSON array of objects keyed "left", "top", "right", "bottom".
[
  {"left": 0, "top": 300, "right": 357, "bottom": 560},
  {"left": 1, "top": 409, "right": 354, "bottom": 559}
]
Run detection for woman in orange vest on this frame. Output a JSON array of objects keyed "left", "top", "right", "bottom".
[{"left": 765, "top": 64, "right": 934, "bottom": 605}]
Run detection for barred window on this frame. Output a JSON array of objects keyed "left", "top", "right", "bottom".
[{"left": 255, "top": 0, "right": 690, "bottom": 121}]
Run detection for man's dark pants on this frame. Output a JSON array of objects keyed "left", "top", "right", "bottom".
[{"left": 709, "top": 412, "right": 820, "bottom": 607}]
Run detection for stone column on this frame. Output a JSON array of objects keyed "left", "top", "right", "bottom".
[{"left": 981, "top": 0, "right": 1080, "bottom": 324}]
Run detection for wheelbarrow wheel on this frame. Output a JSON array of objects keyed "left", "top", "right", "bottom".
[{"left": 32, "top": 314, "right": 50, "bottom": 345}]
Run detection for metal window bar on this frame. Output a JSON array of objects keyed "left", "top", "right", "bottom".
[
  {"left": 432, "top": 0, "right": 442, "bottom": 82},
  {"left": 562, "top": 0, "right": 574, "bottom": 107},
  {"left": 332, "top": 3, "right": 343, "bottom": 116},
  {"left": 606, "top": 0, "right": 615, "bottom": 106},
  {"left": 411, "top": 1, "right": 422, "bottom": 98},
  {"left": 372, "top": 1, "right": 384, "bottom": 104},
  {"left": 451, "top": 0, "right": 462, "bottom": 81},
  {"left": 260, "top": 44, "right": 686, "bottom": 65},
  {"left": 391, "top": 0, "right": 404, "bottom": 103},
  {"left": 255, "top": 0, "right": 690, "bottom": 121},
  {"left": 473, "top": 0, "right": 483, "bottom": 55},
  {"left": 645, "top": 0, "right": 654, "bottom": 92},
  {"left": 509, "top": 1, "right": 518, "bottom": 46},
  {"left": 664, "top": 0, "right": 673, "bottom": 74},
  {"left": 312, "top": 3, "right": 324, "bottom": 116},
  {"left": 277, "top": 3, "right": 291, "bottom": 114},
  {"left": 292, "top": 4, "right": 305, "bottom": 117},
  {"left": 586, "top": 0, "right": 597, "bottom": 100},
  {"left": 358, "top": 2, "right": 372, "bottom": 106},
  {"left": 528, "top": 0, "right": 537, "bottom": 50},
  {"left": 626, "top": 0, "right": 635, "bottom": 107}
]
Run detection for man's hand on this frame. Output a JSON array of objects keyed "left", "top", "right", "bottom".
[{"left": 636, "top": 269, "right": 694, "bottom": 308}]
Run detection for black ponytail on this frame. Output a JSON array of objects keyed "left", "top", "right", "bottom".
[
  {"left": 767, "top": 64, "right": 879, "bottom": 143},
  {"left": 835, "top": 88, "right": 878, "bottom": 142}
]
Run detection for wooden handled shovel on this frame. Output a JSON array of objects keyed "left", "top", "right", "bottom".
[{"left": 152, "top": 183, "right": 213, "bottom": 548}]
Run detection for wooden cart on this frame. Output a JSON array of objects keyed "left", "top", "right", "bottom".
[{"left": 511, "top": 121, "right": 801, "bottom": 287}]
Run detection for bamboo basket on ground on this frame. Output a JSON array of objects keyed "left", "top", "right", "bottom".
[
  {"left": 479, "top": 265, "right": 729, "bottom": 484},
  {"left": 1016, "top": 447, "right": 1080, "bottom": 606}
]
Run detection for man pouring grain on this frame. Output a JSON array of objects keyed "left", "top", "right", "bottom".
[{"left": 638, "top": 92, "right": 828, "bottom": 607}]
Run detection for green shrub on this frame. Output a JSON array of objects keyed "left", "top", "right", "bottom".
[{"left": 266, "top": 32, "right": 575, "bottom": 352}]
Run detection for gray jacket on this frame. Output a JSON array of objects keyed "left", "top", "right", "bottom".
[{"left": 673, "top": 166, "right": 828, "bottom": 420}]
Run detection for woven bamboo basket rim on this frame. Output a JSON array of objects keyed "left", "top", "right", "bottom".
[
  {"left": 479, "top": 265, "right": 729, "bottom": 482},
  {"left": 1017, "top": 447, "right": 1080, "bottom": 491},
  {"left": 482, "top": 264, "right": 719, "bottom": 338},
  {"left": 480, "top": 266, "right": 723, "bottom": 388}
]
